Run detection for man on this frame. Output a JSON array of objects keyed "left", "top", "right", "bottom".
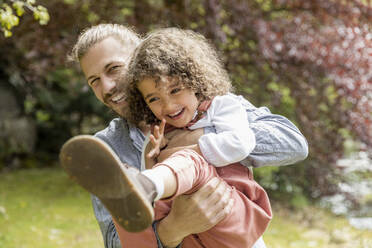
[{"left": 68, "top": 24, "right": 308, "bottom": 248}]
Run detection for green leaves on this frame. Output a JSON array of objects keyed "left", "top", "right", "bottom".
[
  {"left": 13, "top": 1, "right": 25, "bottom": 16},
  {"left": 33, "top": 5, "right": 49, "bottom": 25},
  {"left": 0, "top": 3, "right": 19, "bottom": 37},
  {"left": 0, "top": 0, "right": 49, "bottom": 37}
]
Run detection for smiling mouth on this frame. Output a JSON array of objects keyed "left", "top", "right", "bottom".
[
  {"left": 111, "top": 93, "right": 126, "bottom": 104},
  {"left": 167, "top": 108, "right": 185, "bottom": 120}
]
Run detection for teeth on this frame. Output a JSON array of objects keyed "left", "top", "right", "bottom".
[
  {"left": 112, "top": 93, "right": 126, "bottom": 103},
  {"left": 169, "top": 109, "right": 183, "bottom": 117}
]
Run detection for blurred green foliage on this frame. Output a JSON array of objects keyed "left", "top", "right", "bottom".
[
  {"left": 0, "top": 0, "right": 371, "bottom": 205},
  {"left": 0, "top": 0, "right": 49, "bottom": 37}
]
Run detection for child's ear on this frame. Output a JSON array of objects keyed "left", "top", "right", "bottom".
[{"left": 194, "top": 92, "right": 204, "bottom": 101}]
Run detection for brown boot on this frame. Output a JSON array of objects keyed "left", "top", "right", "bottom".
[{"left": 59, "top": 135, "right": 157, "bottom": 232}]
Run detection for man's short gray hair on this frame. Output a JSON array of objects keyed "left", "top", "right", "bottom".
[{"left": 68, "top": 23, "right": 142, "bottom": 63}]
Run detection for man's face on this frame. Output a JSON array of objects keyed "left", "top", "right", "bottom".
[{"left": 80, "top": 37, "right": 133, "bottom": 117}]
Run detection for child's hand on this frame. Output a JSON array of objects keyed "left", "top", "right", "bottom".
[{"left": 147, "top": 119, "right": 168, "bottom": 159}]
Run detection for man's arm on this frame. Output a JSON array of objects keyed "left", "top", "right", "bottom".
[
  {"left": 243, "top": 105, "right": 308, "bottom": 167},
  {"left": 156, "top": 178, "right": 234, "bottom": 248},
  {"left": 200, "top": 94, "right": 308, "bottom": 168}
]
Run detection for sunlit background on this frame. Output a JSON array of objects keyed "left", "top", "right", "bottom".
[{"left": 0, "top": 0, "right": 371, "bottom": 247}]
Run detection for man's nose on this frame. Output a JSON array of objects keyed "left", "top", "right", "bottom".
[{"left": 101, "top": 75, "right": 116, "bottom": 95}]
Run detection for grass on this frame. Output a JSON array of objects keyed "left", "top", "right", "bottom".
[
  {"left": 0, "top": 167, "right": 371, "bottom": 248},
  {"left": 264, "top": 206, "right": 372, "bottom": 248},
  {"left": 0, "top": 167, "right": 103, "bottom": 248}
]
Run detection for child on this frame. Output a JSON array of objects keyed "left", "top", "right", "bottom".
[{"left": 124, "top": 27, "right": 272, "bottom": 247}]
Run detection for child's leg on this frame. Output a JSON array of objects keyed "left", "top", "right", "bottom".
[
  {"left": 60, "top": 136, "right": 216, "bottom": 233},
  {"left": 60, "top": 135, "right": 157, "bottom": 232},
  {"left": 182, "top": 164, "right": 272, "bottom": 248},
  {"left": 141, "top": 165, "right": 177, "bottom": 199},
  {"left": 138, "top": 153, "right": 272, "bottom": 248},
  {"left": 180, "top": 185, "right": 271, "bottom": 248},
  {"left": 150, "top": 148, "right": 219, "bottom": 199}
]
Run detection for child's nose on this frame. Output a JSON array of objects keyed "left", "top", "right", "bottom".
[{"left": 162, "top": 100, "right": 176, "bottom": 112}]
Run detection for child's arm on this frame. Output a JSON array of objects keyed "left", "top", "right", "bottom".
[
  {"left": 190, "top": 95, "right": 255, "bottom": 167},
  {"left": 215, "top": 93, "right": 308, "bottom": 167}
]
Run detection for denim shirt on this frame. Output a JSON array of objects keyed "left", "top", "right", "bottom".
[{"left": 92, "top": 97, "right": 308, "bottom": 248}]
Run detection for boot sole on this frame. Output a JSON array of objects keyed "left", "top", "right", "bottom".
[{"left": 59, "top": 135, "right": 154, "bottom": 232}]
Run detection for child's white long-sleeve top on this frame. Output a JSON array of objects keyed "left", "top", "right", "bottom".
[{"left": 189, "top": 94, "right": 256, "bottom": 167}]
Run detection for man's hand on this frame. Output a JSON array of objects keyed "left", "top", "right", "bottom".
[{"left": 157, "top": 177, "right": 234, "bottom": 247}]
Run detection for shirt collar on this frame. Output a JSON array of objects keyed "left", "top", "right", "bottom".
[{"left": 128, "top": 121, "right": 146, "bottom": 152}]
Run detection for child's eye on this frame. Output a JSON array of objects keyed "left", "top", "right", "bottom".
[{"left": 148, "top": 97, "right": 159, "bottom": 103}]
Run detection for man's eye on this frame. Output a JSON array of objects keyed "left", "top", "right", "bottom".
[
  {"left": 170, "top": 88, "right": 182, "bottom": 94},
  {"left": 89, "top": 78, "right": 98, "bottom": 87},
  {"left": 109, "top": 65, "right": 121, "bottom": 72}
]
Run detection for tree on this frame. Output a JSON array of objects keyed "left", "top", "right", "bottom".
[
  {"left": 0, "top": 0, "right": 49, "bottom": 37},
  {"left": 249, "top": 0, "right": 372, "bottom": 198},
  {"left": 0, "top": 0, "right": 371, "bottom": 202},
  {"left": 148, "top": 0, "right": 372, "bottom": 199}
]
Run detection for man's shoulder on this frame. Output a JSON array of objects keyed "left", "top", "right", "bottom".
[
  {"left": 217, "top": 93, "right": 272, "bottom": 119},
  {"left": 94, "top": 118, "right": 143, "bottom": 167},
  {"left": 94, "top": 118, "right": 133, "bottom": 148},
  {"left": 226, "top": 93, "right": 254, "bottom": 106},
  {"left": 95, "top": 118, "right": 129, "bottom": 138},
  {"left": 211, "top": 93, "right": 256, "bottom": 110}
]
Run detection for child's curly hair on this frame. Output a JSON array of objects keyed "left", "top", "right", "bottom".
[{"left": 123, "top": 27, "right": 232, "bottom": 125}]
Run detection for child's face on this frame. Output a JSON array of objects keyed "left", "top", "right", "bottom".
[{"left": 138, "top": 77, "right": 199, "bottom": 128}]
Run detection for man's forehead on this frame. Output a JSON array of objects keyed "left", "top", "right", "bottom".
[
  {"left": 82, "top": 51, "right": 129, "bottom": 79},
  {"left": 87, "top": 37, "right": 130, "bottom": 61}
]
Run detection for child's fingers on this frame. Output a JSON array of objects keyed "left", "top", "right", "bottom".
[
  {"left": 147, "top": 137, "right": 158, "bottom": 155},
  {"left": 149, "top": 134, "right": 157, "bottom": 146},
  {"left": 153, "top": 125, "right": 160, "bottom": 139},
  {"left": 159, "top": 119, "right": 166, "bottom": 135},
  {"left": 147, "top": 148, "right": 157, "bottom": 158},
  {"left": 147, "top": 134, "right": 160, "bottom": 158}
]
